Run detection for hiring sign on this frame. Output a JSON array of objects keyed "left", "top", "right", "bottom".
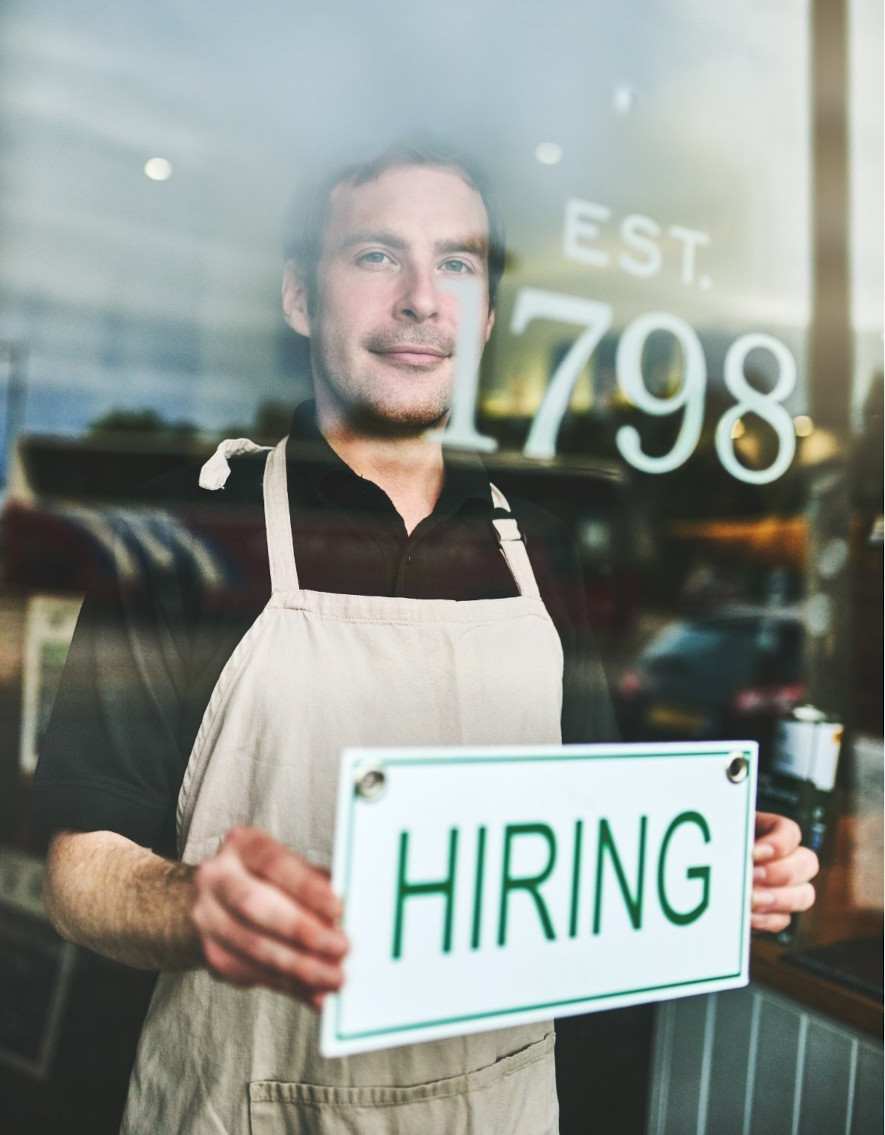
[{"left": 320, "top": 742, "right": 756, "bottom": 1057}]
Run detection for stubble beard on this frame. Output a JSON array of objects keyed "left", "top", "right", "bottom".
[{"left": 312, "top": 326, "right": 455, "bottom": 439}]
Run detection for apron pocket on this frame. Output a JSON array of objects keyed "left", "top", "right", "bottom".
[{"left": 248, "top": 1032, "right": 557, "bottom": 1135}]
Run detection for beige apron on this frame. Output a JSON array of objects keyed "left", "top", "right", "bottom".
[{"left": 121, "top": 439, "right": 564, "bottom": 1135}]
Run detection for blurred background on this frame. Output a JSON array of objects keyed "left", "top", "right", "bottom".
[{"left": 0, "top": 1, "right": 881, "bottom": 1132}]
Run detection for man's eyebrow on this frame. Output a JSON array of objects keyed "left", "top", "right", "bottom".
[
  {"left": 337, "top": 231, "right": 408, "bottom": 252},
  {"left": 437, "top": 237, "right": 489, "bottom": 259},
  {"left": 336, "top": 232, "right": 489, "bottom": 259}
]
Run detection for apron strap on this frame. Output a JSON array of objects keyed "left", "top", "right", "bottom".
[
  {"left": 263, "top": 438, "right": 300, "bottom": 592},
  {"left": 489, "top": 484, "right": 541, "bottom": 599},
  {"left": 198, "top": 437, "right": 272, "bottom": 490}
]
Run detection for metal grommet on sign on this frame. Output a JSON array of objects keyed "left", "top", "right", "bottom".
[
  {"left": 726, "top": 753, "right": 749, "bottom": 783},
  {"left": 355, "top": 764, "right": 386, "bottom": 801}
]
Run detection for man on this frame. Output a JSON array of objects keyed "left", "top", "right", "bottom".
[{"left": 37, "top": 146, "right": 817, "bottom": 1133}]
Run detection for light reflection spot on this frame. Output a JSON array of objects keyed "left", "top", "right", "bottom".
[{"left": 144, "top": 157, "right": 173, "bottom": 181}]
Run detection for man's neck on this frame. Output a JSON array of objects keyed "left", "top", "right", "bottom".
[{"left": 317, "top": 414, "right": 446, "bottom": 536}]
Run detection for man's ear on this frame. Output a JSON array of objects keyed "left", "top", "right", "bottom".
[
  {"left": 282, "top": 260, "right": 311, "bottom": 337},
  {"left": 483, "top": 306, "right": 496, "bottom": 344}
]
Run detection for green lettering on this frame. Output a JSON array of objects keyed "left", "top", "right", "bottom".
[
  {"left": 593, "top": 817, "right": 647, "bottom": 934},
  {"left": 657, "top": 811, "right": 711, "bottom": 926},
  {"left": 569, "top": 819, "right": 584, "bottom": 938},
  {"left": 471, "top": 826, "right": 487, "bottom": 950},
  {"left": 498, "top": 824, "right": 557, "bottom": 946},
  {"left": 392, "top": 828, "right": 458, "bottom": 960}
]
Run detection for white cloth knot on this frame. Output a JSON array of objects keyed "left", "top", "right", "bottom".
[{"left": 198, "top": 438, "right": 272, "bottom": 491}]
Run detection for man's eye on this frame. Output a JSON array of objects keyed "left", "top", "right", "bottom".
[
  {"left": 441, "top": 258, "right": 473, "bottom": 274},
  {"left": 357, "top": 250, "right": 390, "bottom": 265}
]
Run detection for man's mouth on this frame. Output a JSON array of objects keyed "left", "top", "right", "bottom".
[
  {"left": 372, "top": 345, "right": 450, "bottom": 367},
  {"left": 365, "top": 332, "right": 453, "bottom": 368}
]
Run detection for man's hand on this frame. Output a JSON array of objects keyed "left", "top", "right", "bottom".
[
  {"left": 751, "top": 812, "right": 819, "bottom": 933},
  {"left": 192, "top": 827, "right": 348, "bottom": 1010}
]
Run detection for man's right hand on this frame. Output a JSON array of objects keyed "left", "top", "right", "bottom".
[
  {"left": 192, "top": 827, "right": 348, "bottom": 1010},
  {"left": 44, "top": 827, "right": 347, "bottom": 1012}
]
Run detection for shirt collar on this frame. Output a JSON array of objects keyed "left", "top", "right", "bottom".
[{"left": 284, "top": 400, "right": 493, "bottom": 515}]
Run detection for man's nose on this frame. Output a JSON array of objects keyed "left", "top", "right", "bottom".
[{"left": 396, "top": 264, "right": 440, "bottom": 321}]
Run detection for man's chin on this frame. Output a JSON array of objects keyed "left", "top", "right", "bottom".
[{"left": 347, "top": 401, "right": 449, "bottom": 440}]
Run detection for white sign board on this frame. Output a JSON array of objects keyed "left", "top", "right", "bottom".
[{"left": 321, "top": 741, "right": 757, "bottom": 1057}]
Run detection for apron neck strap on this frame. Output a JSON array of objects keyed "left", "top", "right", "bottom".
[
  {"left": 489, "top": 484, "right": 541, "bottom": 599},
  {"left": 264, "top": 439, "right": 300, "bottom": 592}
]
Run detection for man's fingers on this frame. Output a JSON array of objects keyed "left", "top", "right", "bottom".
[
  {"left": 752, "top": 881, "right": 816, "bottom": 915},
  {"left": 753, "top": 812, "right": 802, "bottom": 862},
  {"left": 202, "top": 936, "right": 327, "bottom": 1009},
  {"left": 198, "top": 852, "right": 348, "bottom": 960},
  {"left": 203, "top": 936, "right": 290, "bottom": 991},
  {"left": 750, "top": 911, "right": 794, "bottom": 934},
  {"left": 223, "top": 828, "right": 343, "bottom": 923},
  {"left": 195, "top": 891, "right": 345, "bottom": 993},
  {"left": 753, "top": 846, "right": 819, "bottom": 888}
]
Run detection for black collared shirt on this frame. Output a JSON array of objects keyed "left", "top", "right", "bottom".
[{"left": 35, "top": 403, "right": 615, "bottom": 857}]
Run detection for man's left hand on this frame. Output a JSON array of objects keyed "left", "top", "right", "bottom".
[{"left": 751, "top": 812, "right": 819, "bottom": 933}]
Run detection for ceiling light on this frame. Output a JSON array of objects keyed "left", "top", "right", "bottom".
[
  {"left": 613, "top": 85, "right": 636, "bottom": 114},
  {"left": 144, "top": 157, "right": 173, "bottom": 181},
  {"left": 534, "top": 143, "right": 563, "bottom": 166}
]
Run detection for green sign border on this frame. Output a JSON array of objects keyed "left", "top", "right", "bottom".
[{"left": 335, "top": 746, "right": 754, "bottom": 1044}]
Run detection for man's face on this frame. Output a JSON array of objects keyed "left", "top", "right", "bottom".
[{"left": 283, "top": 164, "right": 495, "bottom": 435}]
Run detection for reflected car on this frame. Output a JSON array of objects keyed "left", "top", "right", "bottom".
[{"left": 614, "top": 609, "right": 806, "bottom": 747}]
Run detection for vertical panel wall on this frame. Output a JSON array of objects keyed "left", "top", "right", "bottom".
[{"left": 648, "top": 985, "right": 883, "bottom": 1135}]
